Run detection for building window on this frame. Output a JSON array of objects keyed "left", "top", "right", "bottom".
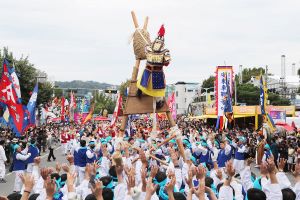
[
  {"left": 185, "top": 98, "right": 186, "bottom": 103},
  {"left": 176, "top": 91, "right": 178, "bottom": 97},
  {"left": 176, "top": 103, "right": 178, "bottom": 109},
  {"left": 185, "top": 88, "right": 186, "bottom": 92},
  {"left": 187, "top": 89, "right": 193, "bottom": 92}
]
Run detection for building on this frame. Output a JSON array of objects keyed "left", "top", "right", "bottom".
[{"left": 174, "top": 82, "right": 200, "bottom": 114}]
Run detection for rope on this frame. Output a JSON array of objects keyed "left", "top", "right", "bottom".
[{"left": 132, "top": 28, "right": 151, "bottom": 60}]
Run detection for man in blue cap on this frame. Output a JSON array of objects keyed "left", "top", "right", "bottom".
[
  {"left": 86, "top": 140, "right": 97, "bottom": 164},
  {"left": 12, "top": 144, "right": 31, "bottom": 192}
]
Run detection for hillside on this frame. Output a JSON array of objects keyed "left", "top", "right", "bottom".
[{"left": 55, "top": 80, "right": 116, "bottom": 89}]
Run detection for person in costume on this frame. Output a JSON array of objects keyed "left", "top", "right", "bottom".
[
  {"left": 86, "top": 140, "right": 97, "bottom": 164},
  {"left": 217, "top": 140, "right": 232, "bottom": 168},
  {"left": 12, "top": 144, "right": 31, "bottom": 192},
  {"left": 26, "top": 139, "right": 39, "bottom": 173},
  {"left": 262, "top": 143, "right": 273, "bottom": 162},
  {"left": 137, "top": 25, "right": 171, "bottom": 108},
  {"left": 233, "top": 137, "right": 247, "bottom": 174},
  {"left": 0, "top": 139, "right": 7, "bottom": 183}
]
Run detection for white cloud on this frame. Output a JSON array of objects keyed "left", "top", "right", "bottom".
[{"left": 0, "top": 0, "right": 300, "bottom": 85}]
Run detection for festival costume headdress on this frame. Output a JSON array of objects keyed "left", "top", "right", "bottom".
[{"left": 152, "top": 25, "right": 165, "bottom": 52}]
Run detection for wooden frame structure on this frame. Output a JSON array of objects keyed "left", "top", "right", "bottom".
[{"left": 119, "top": 11, "right": 186, "bottom": 161}]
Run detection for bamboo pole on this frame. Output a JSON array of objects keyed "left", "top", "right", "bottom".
[
  {"left": 131, "top": 11, "right": 139, "bottom": 28},
  {"left": 143, "top": 16, "right": 149, "bottom": 30},
  {"left": 166, "top": 111, "right": 186, "bottom": 162},
  {"left": 148, "top": 154, "right": 169, "bottom": 166}
]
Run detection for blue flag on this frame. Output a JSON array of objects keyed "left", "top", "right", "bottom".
[
  {"left": 260, "top": 76, "right": 265, "bottom": 115},
  {"left": 224, "top": 74, "right": 233, "bottom": 113},
  {"left": 27, "top": 83, "right": 38, "bottom": 126}
]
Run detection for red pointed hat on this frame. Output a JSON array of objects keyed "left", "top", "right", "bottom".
[{"left": 158, "top": 24, "right": 165, "bottom": 38}]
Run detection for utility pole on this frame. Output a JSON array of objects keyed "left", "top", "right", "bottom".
[
  {"left": 239, "top": 65, "right": 243, "bottom": 84},
  {"left": 265, "top": 65, "right": 268, "bottom": 88}
]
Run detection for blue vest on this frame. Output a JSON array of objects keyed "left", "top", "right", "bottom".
[
  {"left": 27, "top": 145, "right": 39, "bottom": 164},
  {"left": 13, "top": 152, "right": 27, "bottom": 171},
  {"left": 86, "top": 149, "right": 96, "bottom": 164},
  {"left": 217, "top": 149, "right": 230, "bottom": 168},
  {"left": 77, "top": 147, "right": 87, "bottom": 167},
  {"left": 74, "top": 150, "right": 79, "bottom": 166},
  {"left": 199, "top": 150, "right": 210, "bottom": 163},
  {"left": 235, "top": 146, "right": 245, "bottom": 160}
]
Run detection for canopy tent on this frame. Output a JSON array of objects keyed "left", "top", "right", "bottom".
[{"left": 275, "top": 122, "right": 295, "bottom": 132}]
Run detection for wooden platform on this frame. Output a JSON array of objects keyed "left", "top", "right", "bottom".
[{"left": 124, "top": 96, "right": 169, "bottom": 115}]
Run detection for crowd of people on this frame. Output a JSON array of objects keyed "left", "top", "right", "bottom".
[{"left": 0, "top": 116, "right": 299, "bottom": 200}]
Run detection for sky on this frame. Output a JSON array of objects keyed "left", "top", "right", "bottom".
[{"left": 0, "top": 0, "right": 300, "bottom": 85}]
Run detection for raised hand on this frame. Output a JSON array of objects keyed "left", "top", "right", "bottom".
[
  {"left": 40, "top": 168, "right": 51, "bottom": 181},
  {"left": 34, "top": 157, "right": 41, "bottom": 166},
  {"left": 278, "top": 158, "right": 286, "bottom": 172},
  {"left": 44, "top": 176, "right": 56, "bottom": 199},
  {"left": 293, "top": 163, "right": 300, "bottom": 177},
  {"left": 67, "top": 172, "right": 77, "bottom": 192},
  {"left": 141, "top": 167, "right": 147, "bottom": 192},
  {"left": 150, "top": 165, "right": 159, "bottom": 179},
  {"left": 266, "top": 158, "right": 276, "bottom": 173},
  {"left": 165, "top": 175, "right": 176, "bottom": 199},
  {"left": 194, "top": 181, "right": 205, "bottom": 200},
  {"left": 260, "top": 162, "right": 268, "bottom": 176},
  {"left": 61, "top": 163, "right": 70, "bottom": 173},
  {"left": 185, "top": 167, "right": 193, "bottom": 188},
  {"left": 19, "top": 173, "right": 35, "bottom": 192},
  {"left": 55, "top": 162, "right": 62, "bottom": 173},
  {"left": 66, "top": 155, "right": 74, "bottom": 165},
  {"left": 225, "top": 160, "right": 235, "bottom": 178},
  {"left": 196, "top": 165, "right": 206, "bottom": 181},
  {"left": 145, "top": 177, "right": 158, "bottom": 200},
  {"left": 126, "top": 173, "right": 136, "bottom": 195},
  {"left": 91, "top": 180, "right": 103, "bottom": 200}
]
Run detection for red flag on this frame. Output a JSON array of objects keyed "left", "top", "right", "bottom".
[
  {"left": 0, "top": 60, "right": 28, "bottom": 136},
  {"left": 61, "top": 97, "right": 65, "bottom": 121},
  {"left": 110, "top": 93, "right": 122, "bottom": 127}
]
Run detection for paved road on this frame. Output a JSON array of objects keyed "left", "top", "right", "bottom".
[
  {"left": 0, "top": 145, "right": 66, "bottom": 196},
  {"left": 0, "top": 146, "right": 297, "bottom": 196}
]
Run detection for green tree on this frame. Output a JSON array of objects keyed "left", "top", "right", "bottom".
[
  {"left": 239, "top": 67, "right": 265, "bottom": 83},
  {"left": 201, "top": 76, "right": 215, "bottom": 92},
  {"left": 237, "top": 83, "right": 290, "bottom": 105},
  {"left": 119, "top": 79, "right": 130, "bottom": 105},
  {"left": 93, "top": 91, "right": 116, "bottom": 115},
  {"left": 0, "top": 48, "right": 53, "bottom": 105}
]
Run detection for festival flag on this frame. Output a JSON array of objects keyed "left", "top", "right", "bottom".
[
  {"left": 70, "top": 91, "right": 77, "bottom": 109},
  {"left": 260, "top": 75, "right": 267, "bottom": 115},
  {"left": 167, "top": 92, "right": 176, "bottom": 119},
  {"left": 260, "top": 75, "right": 276, "bottom": 131},
  {"left": 215, "top": 66, "right": 233, "bottom": 130},
  {"left": 0, "top": 59, "right": 29, "bottom": 136},
  {"left": 69, "top": 91, "right": 76, "bottom": 121},
  {"left": 27, "top": 83, "right": 38, "bottom": 126},
  {"left": 61, "top": 97, "right": 65, "bottom": 122},
  {"left": 7, "top": 62, "right": 22, "bottom": 101},
  {"left": 82, "top": 104, "right": 94, "bottom": 124},
  {"left": 110, "top": 92, "right": 122, "bottom": 127}
]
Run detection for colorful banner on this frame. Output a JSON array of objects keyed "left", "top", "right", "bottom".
[
  {"left": 215, "top": 66, "right": 233, "bottom": 129},
  {"left": 269, "top": 110, "right": 286, "bottom": 121},
  {"left": 215, "top": 66, "right": 233, "bottom": 116}
]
